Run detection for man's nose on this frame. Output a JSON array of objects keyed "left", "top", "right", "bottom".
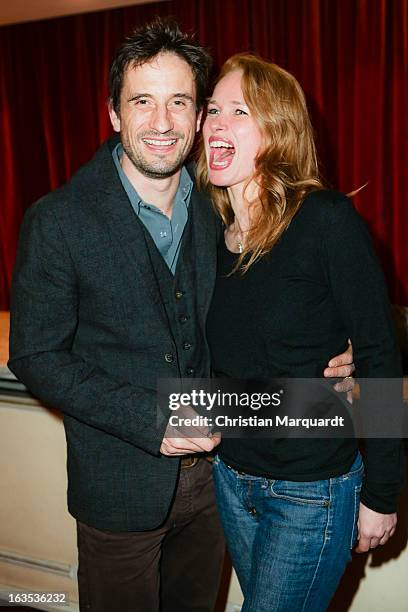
[{"left": 149, "top": 105, "right": 173, "bottom": 133}]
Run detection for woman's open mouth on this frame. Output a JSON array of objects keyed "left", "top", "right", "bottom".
[{"left": 208, "top": 137, "right": 235, "bottom": 170}]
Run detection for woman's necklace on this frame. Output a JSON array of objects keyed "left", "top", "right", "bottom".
[
  {"left": 226, "top": 217, "right": 248, "bottom": 253},
  {"left": 233, "top": 218, "right": 247, "bottom": 253}
]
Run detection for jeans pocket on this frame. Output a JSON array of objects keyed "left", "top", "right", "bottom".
[
  {"left": 345, "top": 452, "right": 364, "bottom": 479},
  {"left": 269, "top": 479, "right": 330, "bottom": 507},
  {"left": 350, "top": 483, "right": 362, "bottom": 548}
]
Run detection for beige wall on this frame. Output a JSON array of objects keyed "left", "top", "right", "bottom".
[{"left": 0, "top": 396, "right": 79, "bottom": 610}]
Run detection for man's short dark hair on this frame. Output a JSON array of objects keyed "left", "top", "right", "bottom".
[{"left": 109, "top": 18, "right": 212, "bottom": 113}]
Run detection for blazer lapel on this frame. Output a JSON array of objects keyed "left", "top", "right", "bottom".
[
  {"left": 87, "top": 141, "right": 170, "bottom": 324},
  {"left": 189, "top": 184, "right": 218, "bottom": 322}
]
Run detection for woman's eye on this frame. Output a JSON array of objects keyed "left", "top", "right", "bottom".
[
  {"left": 235, "top": 108, "right": 248, "bottom": 116},
  {"left": 207, "top": 107, "right": 219, "bottom": 115}
]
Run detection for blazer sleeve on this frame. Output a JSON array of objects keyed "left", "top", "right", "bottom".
[
  {"left": 318, "top": 191, "right": 405, "bottom": 513},
  {"left": 8, "top": 200, "right": 168, "bottom": 457}
]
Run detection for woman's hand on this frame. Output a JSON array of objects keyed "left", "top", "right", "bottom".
[{"left": 355, "top": 503, "right": 397, "bottom": 552}]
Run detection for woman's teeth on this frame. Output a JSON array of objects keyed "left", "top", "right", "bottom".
[
  {"left": 209, "top": 141, "right": 234, "bottom": 148},
  {"left": 209, "top": 140, "right": 235, "bottom": 169}
]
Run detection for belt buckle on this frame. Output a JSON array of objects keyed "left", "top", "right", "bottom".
[{"left": 181, "top": 456, "right": 199, "bottom": 469}]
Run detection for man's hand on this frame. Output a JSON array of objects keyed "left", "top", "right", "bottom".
[
  {"left": 160, "top": 404, "right": 221, "bottom": 456},
  {"left": 355, "top": 502, "right": 397, "bottom": 552},
  {"left": 160, "top": 430, "right": 221, "bottom": 456},
  {"left": 324, "top": 339, "right": 354, "bottom": 378},
  {"left": 324, "top": 339, "right": 355, "bottom": 394}
]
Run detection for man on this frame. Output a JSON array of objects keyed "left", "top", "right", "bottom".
[{"left": 8, "top": 19, "right": 354, "bottom": 612}]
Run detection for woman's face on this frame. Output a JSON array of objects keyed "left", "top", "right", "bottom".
[{"left": 203, "top": 70, "right": 262, "bottom": 192}]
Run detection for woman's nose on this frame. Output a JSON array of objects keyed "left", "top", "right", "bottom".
[{"left": 210, "top": 114, "right": 228, "bottom": 131}]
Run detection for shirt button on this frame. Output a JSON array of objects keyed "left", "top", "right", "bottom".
[
  {"left": 175, "top": 291, "right": 184, "bottom": 299},
  {"left": 186, "top": 367, "right": 194, "bottom": 376},
  {"left": 164, "top": 353, "right": 174, "bottom": 363},
  {"left": 179, "top": 315, "right": 189, "bottom": 323},
  {"left": 183, "top": 342, "right": 192, "bottom": 350}
]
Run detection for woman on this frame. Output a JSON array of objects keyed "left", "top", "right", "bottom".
[{"left": 198, "top": 55, "right": 403, "bottom": 611}]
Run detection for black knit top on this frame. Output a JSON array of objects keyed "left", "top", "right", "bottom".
[{"left": 206, "top": 190, "right": 403, "bottom": 513}]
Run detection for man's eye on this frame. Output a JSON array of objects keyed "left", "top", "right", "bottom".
[
  {"left": 135, "top": 99, "right": 149, "bottom": 105},
  {"left": 173, "top": 99, "right": 186, "bottom": 107}
]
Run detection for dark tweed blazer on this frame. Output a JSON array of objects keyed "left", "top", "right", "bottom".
[{"left": 8, "top": 138, "right": 219, "bottom": 531}]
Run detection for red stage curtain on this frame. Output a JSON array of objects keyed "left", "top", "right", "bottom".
[{"left": 0, "top": 0, "right": 407, "bottom": 308}]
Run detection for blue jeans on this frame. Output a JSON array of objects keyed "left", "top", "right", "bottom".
[{"left": 212, "top": 453, "right": 363, "bottom": 612}]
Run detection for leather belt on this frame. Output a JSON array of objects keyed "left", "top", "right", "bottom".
[{"left": 180, "top": 456, "right": 199, "bottom": 469}]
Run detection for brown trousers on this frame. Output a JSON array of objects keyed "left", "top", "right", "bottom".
[{"left": 77, "top": 458, "right": 225, "bottom": 612}]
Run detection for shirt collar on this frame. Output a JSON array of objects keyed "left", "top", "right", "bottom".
[{"left": 112, "top": 142, "right": 193, "bottom": 215}]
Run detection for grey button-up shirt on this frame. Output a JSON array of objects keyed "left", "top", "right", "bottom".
[{"left": 112, "top": 143, "right": 193, "bottom": 274}]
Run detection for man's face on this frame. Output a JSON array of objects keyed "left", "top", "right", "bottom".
[{"left": 109, "top": 52, "right": 201, "bottom": 179}]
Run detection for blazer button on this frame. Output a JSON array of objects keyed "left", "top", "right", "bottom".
[
  {"left": 164, "top": 353, "right": 174, "bottom": 363},
  {"left": 183, "top": 342, "right": 192, "bottom": 350},
  {"left": 175, "top": 290, "right": 184, "bottom": 299},
  {"left": 186, "top": 367, "right": 194, "bottom": 376}
]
